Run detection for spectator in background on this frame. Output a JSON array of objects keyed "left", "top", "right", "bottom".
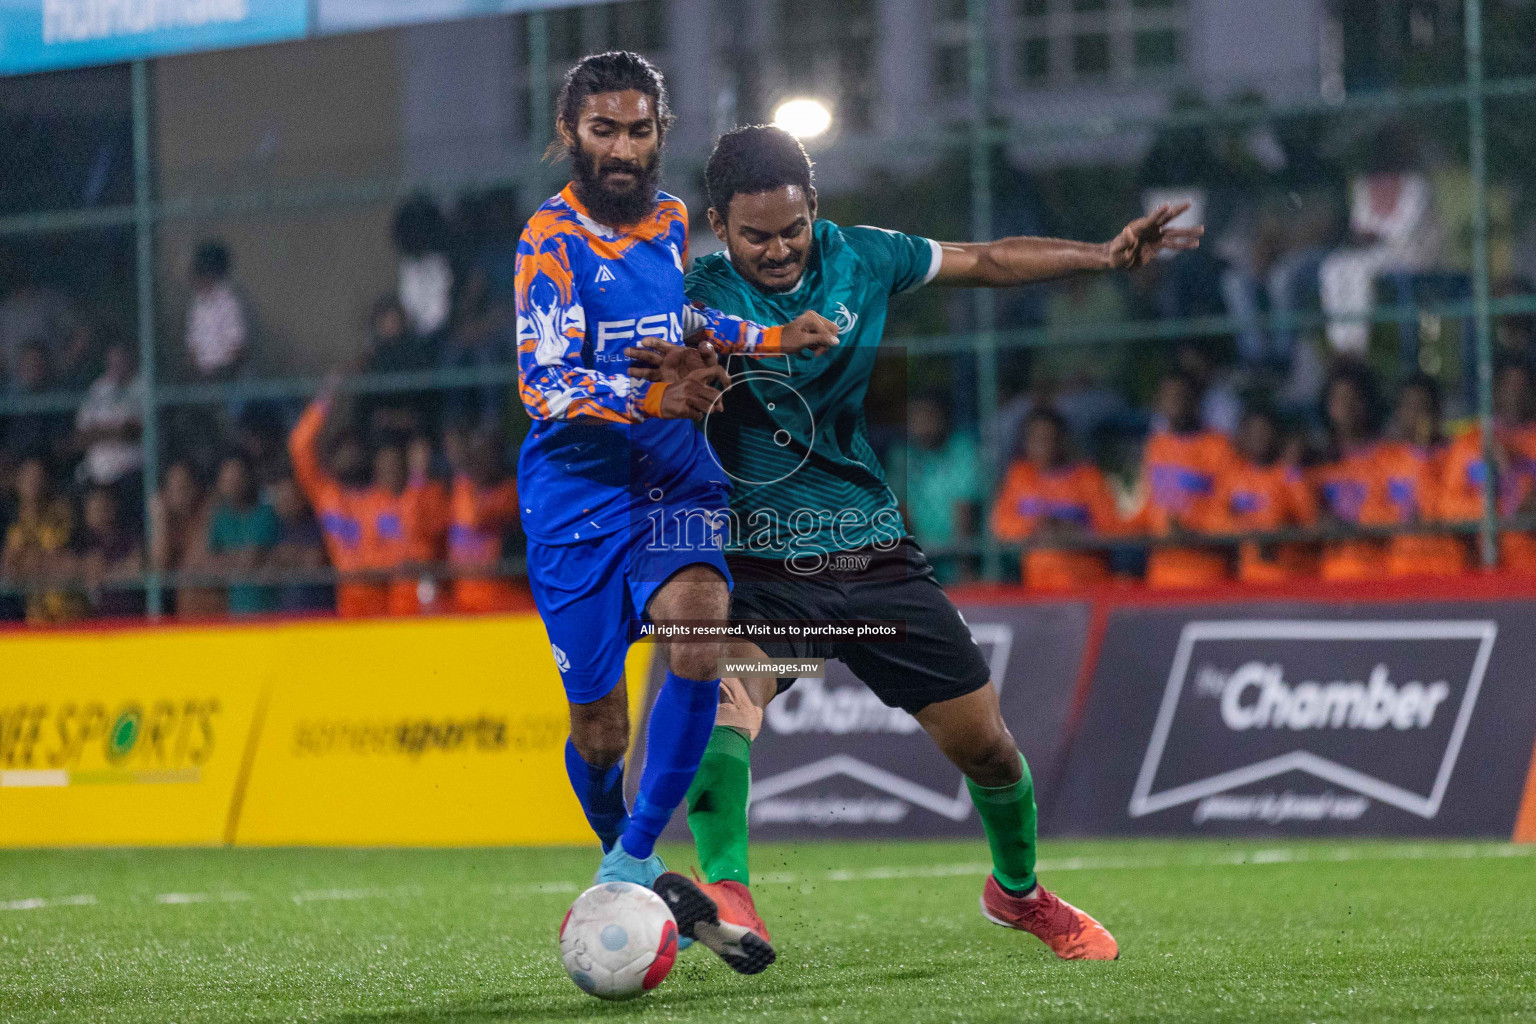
[
  {"left": 206, "top": 452, "right": 280, "bottom": 617},
  {"left": 360, "top": 296, "right": 436, "bottom": 439},
  {"left": 2, "top": 341, "right": 72, "bottom": 469},
  {"left": 1314, "top": 364, "right": 1387, "bottom": 581},
  {"left": 891, "top": 396, "right": 980, "bottom": 583},
  {"left": 402, "top": 435, "right": 449, "bottom": 607},
  {"left": 1126, "top": 371, "right": 1233, "bottom": 588},
  {"left": 55, "top": 321, "right": 101, "bottom": 391},
  {"left": 1318, "top": 126, "right": 1444, "bottom": 357},
  {"left": 1376, "top": 374, "right": 1465, "bottom": 578},
  {"left": 232, "top": 406, "right": 290, "bottom": 492},
  {"left": 0, "top": 267, "right": 74, "bottom": 387},
  {"left": 74, "top": 485, "right": 143, "bottom": 619},
  {"left": 442, "top": 194, "right": 519, "bottom": 428},
  {"left": 393, "top": 195, "right": 454, "bottom": 338},
  {"left": 990, "top": 406, "right": 1120, "bottom": 590},
  {"left": 1441, "top": 360, "right": 1536, "bottom": 573},
  {"left": 1174, "top": 339, "right": 1243, "bottom": 437},
  {"left": 1135, "top": 93, "right": 1230, "bottom": 324},
  {"left": 1, "top": 456, "right": 82, "bottom": 623},
  {"left": 371, "top": 437, "right": 448, "bottom": 616},
  {"left": 74, "top": 342, "right": 143, "bottom": 500},
  {"left": 184, "top": 240, "right": 250, "bottom": 381},
  {"left": 1213, "top": 407, "right": 1316, "bottom": 584},
  {"left": 288, "top": 384, "right": 388, "bottom": 617},
  {"left": 267, "top": 475, "right": 332, "bottom": 614},
  {"left": 150, "top": 459, "right": 222, "bottom": 619},
  {"left": 445, "top": 428, "right": 522, "bottom": 614}
]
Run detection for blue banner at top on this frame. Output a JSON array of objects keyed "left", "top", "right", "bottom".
[
  {"left": 0, "top": 0, "right": 309, "bottom": 75},
  {"left": 316, "top": 0, "right": 601, "bottom": 34}
]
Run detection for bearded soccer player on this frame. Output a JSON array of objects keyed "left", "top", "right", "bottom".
[
  {"left": 629, "top": 125, "right": 1201, "bottom": 962},
  {"left": 519, "top": 58, "right": 836, "bottom": 975}
]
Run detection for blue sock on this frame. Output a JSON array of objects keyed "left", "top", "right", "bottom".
[
  {"left": 621, "top": 670, "right": 721, "bottom": 860},
  {"left": 564, "top": 739, "right": 630, "bottom": 852}
]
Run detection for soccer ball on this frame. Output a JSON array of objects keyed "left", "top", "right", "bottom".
[{"left": 559, "top": 882, "right": 679, "bottom": 1000}]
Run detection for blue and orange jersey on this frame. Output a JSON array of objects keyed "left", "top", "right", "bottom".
[
  {"left": 1127, "top": 429, "right": 1235, "bottom": 588},
  {"left": 515, "top": 185, "right": 781, "bottom": 545},
  {"left": 287, "top": 398, "right": 388, "bottom": 616},
  {"left": 1441, "top": 424, "right": 1536, "bottom": 572},
  {"left": 990, "top": 459, "right": 1121, "bottom": 589},
  {"left": 446, "top": 475, "right": 523, "bottom": 614},
  {"left": 1374, "top": 440, "right": 1466, "bottom": 577},
  {"left": 368, "top": 478, "right": 450, "bottom": 615},
  {"left": 1213, "top": 458, "right": 1317, "bottom": 583},
  {"left": 1312, "top": 443, "right": 1387, "bottom": 581}
]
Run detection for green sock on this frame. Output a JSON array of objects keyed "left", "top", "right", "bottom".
[
  {"left": 966, "top": 755, "right": 1039, "bottom": 895},
  {"left": 685, "top": 726, "right": 753, "bottom": 884}
]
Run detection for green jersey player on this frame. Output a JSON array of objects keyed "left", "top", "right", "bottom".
[{"left": 627, "top": 125, "right": 1200, "bottom": 961}]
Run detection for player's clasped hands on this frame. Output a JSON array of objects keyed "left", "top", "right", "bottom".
[
  {"left": 626, "top": 311, "right": 839, "bottom": 421},
  {"left": 626, "top": 340, "right": 730, "bottom": 420}
]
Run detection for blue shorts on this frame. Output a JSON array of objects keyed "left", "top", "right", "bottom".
[{"left": 528, "top": 506, "right": 731, "bottom": 704}]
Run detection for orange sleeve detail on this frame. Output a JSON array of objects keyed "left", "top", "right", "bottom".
[
  {"left": 1086, "top": 467, "right": 1124, "bottom": 537},
  {"left": 989, "top": 465, "right": 1030, "bottom": 541},
  {"left": 288, "top": 399, "right": 332, "bottom": 503},
  {"left": 639, "top": 381, "right": 668, "bottom": 419}
]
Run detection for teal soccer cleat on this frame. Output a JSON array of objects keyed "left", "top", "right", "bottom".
[
  {"left": 593, "top": 845, "right": 667, "bottom": 887},
  {"left": 591, "top": 846, "right": 698, "bottom": 951}
]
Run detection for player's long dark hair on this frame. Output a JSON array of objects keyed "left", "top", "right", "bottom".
[
  {"left": 546, "top": 50, "right": 674, "bottom": 161},
  {"left": 704, "top": 125, "right": 815, "bottom": 218}
]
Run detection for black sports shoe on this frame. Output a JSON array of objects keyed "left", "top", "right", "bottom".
[{"left": 652, "top": 871, "right": 776, "bottom": 975}]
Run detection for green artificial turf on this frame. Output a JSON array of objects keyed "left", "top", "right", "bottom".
[{"left": 1, "top": 840, "right": 1533, "bottom": 1022}]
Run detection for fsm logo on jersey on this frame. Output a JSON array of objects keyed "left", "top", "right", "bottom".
[{"left": 1128, "top": 620, "right": 1497, "bottom": 824}]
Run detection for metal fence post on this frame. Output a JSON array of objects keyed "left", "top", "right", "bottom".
[
  {"left": 967, "top": 0, "right": 1001, "bottom": 582},
  {"left": 132, "top": 59, "right": 163, "bottom": 618},
  {"left": 528, "top": 10, "right": 552, "bottom": 187},
  {"left": 1465, "top": 0, "right": 1498, "bottom": 569}
]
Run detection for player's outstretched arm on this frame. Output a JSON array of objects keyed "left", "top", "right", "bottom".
[
  {"left": 931, "top": 202, "right": 1204, "bottom": 287},
  {"left": 680, "top": 305, "right": 839, "bottom": 357}
]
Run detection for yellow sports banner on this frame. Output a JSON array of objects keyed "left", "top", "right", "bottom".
[
  {"left": 0, "top": 626, "right": 269, "bottom": 846},
  {"left": 234, "top": 614, "right": 652, "bottom": 846},
  {"left": 0, "top": 614, "right": 652, "bottom": 847}
]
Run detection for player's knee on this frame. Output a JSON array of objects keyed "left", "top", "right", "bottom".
[
  {"left": 668, "top": 641, "right": 723, "bottom": 683},
  {"left": 957, "top": 729, "right": 1022, "bottom": 788},
  {"left": 569, "top": 707, "right": 629, "bottom": 769}
]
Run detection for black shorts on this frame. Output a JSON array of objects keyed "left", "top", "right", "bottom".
[{"left": 725, "top": 537, "right": 992, "bottom": 715}]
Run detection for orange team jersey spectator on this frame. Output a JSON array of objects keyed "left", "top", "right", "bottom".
[
  {"left": 1127, "top": 429, "right": 1235, "bottom": 588},
  {"left": 1440, "top": 425, "right": 1536, "bottom": 573},
  {"left": 1374, "top": 441, "right": 1467, "bottom": 577},
  {"left": 1313, "top": 445, "right": 1387, "bottom": 582},
  {"left": 447, "top": 475, "right": 523, "bottom": 613},
  {"left": 376, "top": 479, "right": 450, "bottom": 616},
  {"left": 990, "top": 459, "right": 1120, "bottom": 590},
  {"left": 287, "top": 398, "right": 388, "bottom": 617},
  {"left": 1213, "top": 459, "right": 1317, "bottom": 584}
]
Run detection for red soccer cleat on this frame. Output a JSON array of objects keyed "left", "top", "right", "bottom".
[
  {"left": 697, "top": 878, "right": 772, "bottom": 944},
  {"left": 652, "top": 873, "right": 776, "bottom": 975},
  {"left": 979, "top": 874, "right": 1119, "bottom": 960}
]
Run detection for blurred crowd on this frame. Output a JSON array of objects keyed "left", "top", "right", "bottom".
[
  {"left": 7, "top": 113, "right": 1536, "bottom": 623},
  {"left": 904, "top": 355, "right": 1536, "bottom": 590},
  {"left": 0, "top": 191, "right": 529, "bottom": 625}
]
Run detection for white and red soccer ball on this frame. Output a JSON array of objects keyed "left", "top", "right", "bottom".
[{"left": 559, "top": 882, "right": 678, "bottom": 1000}]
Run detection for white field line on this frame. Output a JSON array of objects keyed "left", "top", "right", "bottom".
[{"left": 0, "top": 843, "right": 1529, "bottom": 913}]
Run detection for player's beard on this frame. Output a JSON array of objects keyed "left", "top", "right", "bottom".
[{"left": 570, "top": 143, "right": 662, "bottom": 227}]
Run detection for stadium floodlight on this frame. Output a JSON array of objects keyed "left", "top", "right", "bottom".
[{"left": 772, "top": 98, "right": 833, "bottom": 139}]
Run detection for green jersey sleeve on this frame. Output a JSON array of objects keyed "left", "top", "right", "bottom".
[{"left": 840, "top": 225, "right": 944, "bottom": 296}]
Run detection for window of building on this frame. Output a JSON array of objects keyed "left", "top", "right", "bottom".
[
  {"left": 1007, "top": 0, "right": 1185, "bottom": 89},
  {"left": 511, "top": 1, "right": 669, "bottom": 142}
]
